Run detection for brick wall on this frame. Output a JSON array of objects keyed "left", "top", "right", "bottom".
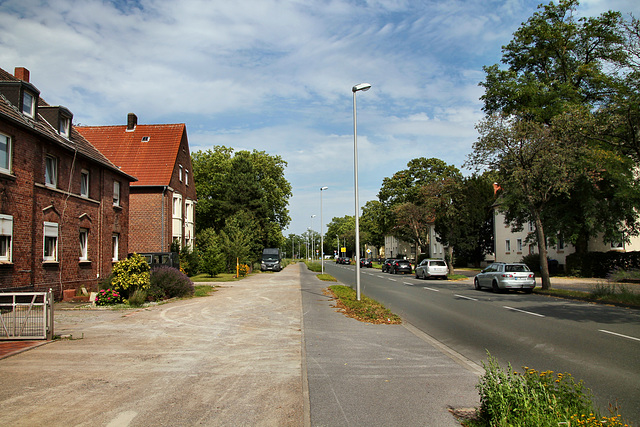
[{"left": 0, "top": 120, "right": 131, "bottom": 299}]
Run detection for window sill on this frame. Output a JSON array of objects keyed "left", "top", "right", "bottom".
[
  {"left": 113, "top": 204, "right": 123, "bottom": 211},
  {"left": 42, "top": 261, "right": 59, "bottom": 267},
  {"left": 79, "top": 260, "right": 92, "bottom": 266},
  {"left": 0, "top": 170, "right": 16, "bottom": 181},
  {"left": 0, "top": 261, "right": 13, "bottom": 266}
]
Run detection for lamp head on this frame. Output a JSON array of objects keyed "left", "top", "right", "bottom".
[
  {"left": 321, "top": 186, "right": 328, "bottom": 191},
  {"left": 352, "top": 83, "right": 372, "bottom": 92}
]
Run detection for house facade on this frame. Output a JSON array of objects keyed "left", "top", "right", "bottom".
[
  {"left": 0, "top": 67, "right": 136, "bottom": 298},
  {"left": 493, "top": 209, "right": 640, "bottom": 268},
  {"left": 77, "top": 115, "right": 196, "bottom": 253}
]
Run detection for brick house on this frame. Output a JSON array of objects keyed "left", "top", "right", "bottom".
[
  {"left": 77, "top": 115, "right": 196, "bottom": 253},
  {"left": 0, "top": 67, "right": 136, "bottom": 298}
]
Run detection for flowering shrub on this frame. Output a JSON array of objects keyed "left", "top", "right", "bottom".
[
  {"left": 238, "top": 264, "right": 250, "bottom": 277},
  {"left": 110, "top": 253, "right": 150, "bottom": 297},
  {"left": 473, "top": 355, "right": 630, "bottom": 426},
  {"left": 147, "top": 265, "right": 194, "bottom": 300},
  {"left": 95, "top": 289, "right": 123, "bottom": 306}
]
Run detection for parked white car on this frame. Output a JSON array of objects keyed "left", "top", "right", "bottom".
[
  {"left": 415, "top": 259, "right": 448, "bottom": 279},
  {"left": 474, "top": 262, "right": 535, "bottom": 293}
]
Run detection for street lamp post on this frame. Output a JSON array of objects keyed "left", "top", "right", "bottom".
[
  {"left": 320, "top": 187, "right": 328, "bottom": 274},
  {"left": 352, "top": 82, "right": 371, "bottom": 301}
]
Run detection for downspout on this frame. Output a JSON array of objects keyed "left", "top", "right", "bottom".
[{"left": 161, "top": 186, "right": 168, "bottom": 251}]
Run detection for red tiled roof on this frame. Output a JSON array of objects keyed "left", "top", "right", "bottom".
[{"left": 76, "top": 124, "right": 186, "bottom": 186}]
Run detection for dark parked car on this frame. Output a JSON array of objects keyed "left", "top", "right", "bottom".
[
  {"left": 381, "top": 258, "right": 395, "bottom": 273},
  {"left": 390, "top": 259, "right": 412, "bottom": 275},
  {"left": 336, "top": 257, "right": 351, "bottom": 265},
  {"left": 474, "top": 262, "right": 535, "bottom": 293},
  {"left": 360, "top": 258, "right": 373, "bottom": 268}
]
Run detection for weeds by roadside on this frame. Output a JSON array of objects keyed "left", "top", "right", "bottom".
[
  {"left": 327, "top": 285, "right": 401, "bottom": 324},
  {"left": 534, "top": 286, "right": 640, "bottom": 308},
  {"left": 461, "top": 354, "right": 631, "bottom": 427}
]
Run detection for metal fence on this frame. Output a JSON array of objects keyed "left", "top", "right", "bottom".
[{"left": 0, "top": 290, "right": 53, "bottom": 340}]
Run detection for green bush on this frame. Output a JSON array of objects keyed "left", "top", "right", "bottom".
[
  {"left": 148, "top": 265, "right": 194, "bottom": 300},
  {"left": 111, "top": 253, "right": 151, "bottom": 298}
]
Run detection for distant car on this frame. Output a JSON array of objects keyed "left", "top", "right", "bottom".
[
  {"left": 474, "top": 262, "right": 535, "bottom": 293},
  {"left": 390, "top": 259, "right": 412, "bottom": 275},
  {"left": 415, "top": 259, "right": 448, "bottom": 280},
  {"left": 360, "top": 258, "right": 373, "bottom": 268},
  {"left": 381, "top": 259, "right": 395, "bottom": 273},
  {"left": 336, "top": 257, "right": 351, "bottom": 265}
]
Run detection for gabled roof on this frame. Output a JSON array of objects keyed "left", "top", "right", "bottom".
[
  {"left": 76, "top": 123, "right": 186, "bottom": 187},
  {"left": 0, "top": 67, "right": 135, "bottom": 182}
]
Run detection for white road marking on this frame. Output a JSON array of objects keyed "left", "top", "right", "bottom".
[
  {"left": 424, "top": 287, "right": 440, "bottom": 292},
  {"left": 599, "top": 329, "right": 640, "bottom": 342},
  {"left": 403, "top": 282, "right": 414, "bottom": 286},
  {"left": 388, "top": 278, "right": 397, "bottom": 282},
  {"left": 455, "top": 294, "right": 478, "bottom": 301},
  {"left": 503, "top": 306, "right": 545, "bottom": 317}
]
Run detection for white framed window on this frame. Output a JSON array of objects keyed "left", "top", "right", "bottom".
[
  {"left": 505, "top": 239, "right": 511, "bottom": 252},
  {"left": 185, "top": 169, "right": 189, "bottom": 186},
  {"left": 517, "top": 238, "right": 523, "bottom": 252},
  {"left": 43, "top": 222, "right": 58, "bottom": 262},
  {"left": 185, "top": 200, "right": 193, "bottom": 223},
  {"left": 113, "top": 181, "right": 120, "bottom": 206},
  {"left": 59, "top": 116, "right": 70, "bottom": 138},
  {"left": 80, "top": 170, "right": 89, "bottom": 197},
  {"left": 558, "top": 235, "right": 565, "bottom": 250},
  {"left": 22, "top": 91, "right": 35, "bottom": 118},
  {"left": 173, "top": 194, "right": 182, "bottom": 218},
  {"left": 0, "top": 133, "right": 11, "bottom": 174},
  {"left": 528, "top": 222, "right": 535, "bottom": 232},
  {"left": 112, "top": 234, "right": 119, "bottom": 261},
  {"left": 611, "top": 241, "right": 624, "bottom": 250},
  {"left": 179, "top": 165, "right": 183, "bottom": 182},
  {"left": 45, "top": 155, "right": 57, "bottom": 188},
  {"left": 79, "top": 228, "right": 88, "bottom": 261},
  {"left": 0, "top": 214, "right": 13, "bottom": 262}
]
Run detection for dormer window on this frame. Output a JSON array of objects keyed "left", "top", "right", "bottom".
[
  {"left": 141, "top": 136, "right": 150, "bottom": 142},
  {"left": 59, "top": 116, "right": 70, "bottom": 138},
  {"left": 22, "top": 91, "right": 35, "bottom": 118}
]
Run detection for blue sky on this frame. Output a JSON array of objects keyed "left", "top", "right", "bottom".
[{"left": 1, "top": 0, "right": 638, "bottom": 236}]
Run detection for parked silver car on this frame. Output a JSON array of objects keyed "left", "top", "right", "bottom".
[
  {"left": 415, "top": 259, "right": 448, "bottom": 279},
  {"left": 474, "top": 262, "right": 535, "bottom": 293}
]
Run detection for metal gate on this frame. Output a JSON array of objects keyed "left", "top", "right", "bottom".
[{"left": 0, "top": 290, "right": 54, "bottom": 340}]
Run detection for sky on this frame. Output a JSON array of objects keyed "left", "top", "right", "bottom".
[{"left": 1, "top": 0, "right": 638, "bottom": 237}]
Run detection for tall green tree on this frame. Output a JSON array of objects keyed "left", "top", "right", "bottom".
[
  {"left": 192, "top": 146, "right": 292, "bottom": 259},
  {"left": 378, "top": 157, "right": 462, "bottom": 256},
  {"left": 476, "top": 0, "right": 640, "bottom": 286},
  {"left": 432, "top": 174, "right": 496, "bottom": 270}
]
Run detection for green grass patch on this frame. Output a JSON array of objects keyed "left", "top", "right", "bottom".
[
  {"left": 190, "top": 272, "right": 250, "bottom": 282},
  {"left": 316, "top": 273, "right": 337, "bottom": 282},
  {"left": 462, "top": 354, "right": 629, "bottom": 427},
  {"left": 327, "top": 285, "right": 401, "bottom": 324},
  {"left": 534, "top": 284, "right": 640, "bottom": 308},
  {"left": 305, "top": 261, "right": 322, "bottom": 272},
  {"left": 447, "top": 274, "right": 468, "bottom": 280},
  {"left": 193, "top": 285, "right": 217, "bottom": 297}
]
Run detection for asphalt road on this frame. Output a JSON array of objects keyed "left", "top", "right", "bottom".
[{"left": 325, "top": 262, "right": 640, "bottom": 423}]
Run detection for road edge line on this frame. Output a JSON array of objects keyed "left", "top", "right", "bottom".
[{"left": 402, "top": 321, "right": 484, "bottom": 376}]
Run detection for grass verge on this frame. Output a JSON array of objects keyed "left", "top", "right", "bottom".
[
  {"left": 190, "top": 272, "right": 253, "bottom": 282},
  {"left": 327, "top": 285, "right": 402, "bottom": 324},
  {"left": 317, "top": 273, "right": 337, "bottom": 282},
  {"left": 534, "top": 284, "right": 640, "bottom": 308}
]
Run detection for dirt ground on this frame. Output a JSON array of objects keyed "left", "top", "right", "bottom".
[{"left": 0, "top": 267, "right": 304, "bottom": 427}]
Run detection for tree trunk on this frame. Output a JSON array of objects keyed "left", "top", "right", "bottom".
[
  {"left": 534, "top": 213, "right": 551, "bottom": 290},
  {"left": 446, "top": 246, "right": 454, "bottom": 275}
]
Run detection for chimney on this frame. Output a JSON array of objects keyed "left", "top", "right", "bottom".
[
  {"left": 127, "top": 113, "right": 137, "bottom": 131},
  {"left": 493, "top": 182, "right": 502, "bottom": 195},
  {"left": 14, "top": 67, "right": 30, "bottom": 82}
]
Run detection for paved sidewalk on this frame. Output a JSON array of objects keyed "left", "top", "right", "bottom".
[{"left": 301, "top": 264, "right": 480, "bottom": 426}]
